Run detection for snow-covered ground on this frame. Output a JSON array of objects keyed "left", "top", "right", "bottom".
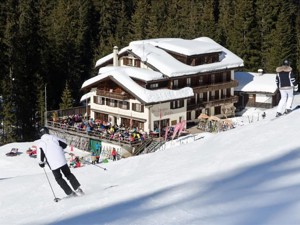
[{"left": 1, "top": 94, "right": 300, "bottom": 225}]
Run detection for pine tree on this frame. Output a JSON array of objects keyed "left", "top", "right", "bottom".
[
  {"left": 94, "top": 0, "right": 124, "bottom": 59},
  {"left": 262, "top": 1, "right": 296, "bottom": 72},
  {"left": 234, "top": 0, "right": 260, "bottom": 71},
  {"left": 36, "top": 75, "right": 46, "bottom": 128},
  {"left": 1, "top": 0, "right": 43, "bottom": 141},
  {"left": 199, "top": 0, "right": 218, "bottom": 39},
  {"left": 217, "top": 0, "right": 235, "bottom": 46},
  {"left": 15, "top": 0, "right": 42, "bottom": 140},
  {"left": 129, "top": 0, "right": 151, "bottom": 40},
  {"left": 0, "top": 1, "right": 8, "bottom": 96},
  {"left": 185, "top": 0, "right": 203, "bottom": 39},
  {"left": 256, "top": 0, "right": 282, "bottom": 72},
  {"left": 296, "top": 3, "right": 300, "bottom": 75},
  {"left": 46, "top": 0, "right": 96, "bottom": 108},
  {"left": 2, "top": 0, "right": 20, "bottom": 142},
  {"left": 163, "top": 0, "right": 189, "bottom": 38},
  {"left": 59, "top": 82, "right": 73, "bottom": 110}
]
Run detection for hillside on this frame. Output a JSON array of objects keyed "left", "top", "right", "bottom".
[{"left": 1, "top": 94, "right": 300, "bottom": 225}]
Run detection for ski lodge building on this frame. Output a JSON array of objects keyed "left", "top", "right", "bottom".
[
  {"left": 46, "top": 37, "right": 244, "bottom": 156},
  {"left": 234, "top": 70, "right": 279, "bottom": 110},
  {"left": 80, "top": 37, "right": 244, "bottom": 134}
]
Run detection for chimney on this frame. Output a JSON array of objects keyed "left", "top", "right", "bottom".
[
  {"left": 258, "top": 69, "right": 263, "bottom": 76},
  {"left": 113, "top": 46, "right": 119, "bottom": 67}
]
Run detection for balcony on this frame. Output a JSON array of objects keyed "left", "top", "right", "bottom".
[
  {"left": 187, "top": 95, "right": 238, "bottom": 110},
  {"left": 204, "top": 96, "right": 238, "bottom": 108},
  {"left": 96, "top": 89, "right": 131, "bottom": 100},
  {"left": 193, "top": 80, "right": 239, "bottom": 93}
]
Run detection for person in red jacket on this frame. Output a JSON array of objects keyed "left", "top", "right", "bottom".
[
  {"left": 111, "top": 148, "right": 117, "bottom": 161},
  {"left": 74, "top": 157, "right": 81, "bottom": 168}
]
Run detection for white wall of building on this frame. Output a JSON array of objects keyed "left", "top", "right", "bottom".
[{"left": 148, "top": 101, "right": 187, "bottom": 130}]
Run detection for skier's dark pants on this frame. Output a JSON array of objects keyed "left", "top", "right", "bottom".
[{"left": 52, "top": 164, "right": 80, "bottom": 195}]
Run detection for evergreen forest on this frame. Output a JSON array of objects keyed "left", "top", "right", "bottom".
[{"left": 0, "top": 0, "right": 299, "bottom": 143}]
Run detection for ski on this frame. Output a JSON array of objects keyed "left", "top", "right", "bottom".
[
  {"left": 53, "top": 191, "right": 85, "bottom": 202},
  {"left": 104, "top": 185, "right": 118, "bottom": 190},
  {"left": 271, "top": 105, "right": 300, "bottom": 121}
]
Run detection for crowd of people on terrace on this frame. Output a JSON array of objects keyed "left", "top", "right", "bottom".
[{"left": 48, "top": 114, "right": 150, "bottom": 144}]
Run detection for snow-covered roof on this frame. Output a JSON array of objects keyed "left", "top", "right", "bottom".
[
  {"left": 80, "top": 92, "right": 94, "bottom": 102},
  {"left": 82, "top": 66, "right": 164, "bottom": 89},
  {"left": 95, "top": 46, "right": 130, "bottom": 68},
  {"left": 81, "top": 66, "right": 193, "bottom": 104},
  {"left": 95, "top": 37, "right": 244, "bottom": 77},
  {"left": 235, "top": 71, "right": 277, "bottom": 93},
  {"left": 99, "top": 66, "right": 164, "bottom": 81}
]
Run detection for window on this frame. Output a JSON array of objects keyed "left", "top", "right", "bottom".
[
  {"left": 199, "top": 76, "right": 203, "bottom": 85},
  {"left": 199, "top": 93, "right": 203, "bottom": 102},
  {"left": 187, "top": 111, "right": 191, "bottom": 120},
  {"left": 187, "top": 78, "right": 191, "bottom": 87},
  {"left": 211, "top": 74, "right": 215, "bottom": 84},
  {"left": 94, "top": 96, "right": 105, "bottom": 105},
  {"left": 170, "top": 99, "right": 184, "bottom": 109},
  {"left": 211, "top": 91, "right": 215, "bottom": 100},
  {"left": 204, "top": 56, "right": 208, "bottom": 63},
  {"left": 119, "top": 101, "right": 129, "bottom": 110},
  {"left": 109, "top": 99, "right": 117, "bottom": 107},
  {"left": 173, "top": 80, "right": 178, "bottom": 88},
  {"left": 215, "top": 106, "right": 221, "bottom": 115},
  {"left": 150, "top": 83, "right": 159, "bottom": 89},
  {"left": 171, "top": 120, "right": 177, "bottom": 126},
  {"left": 134, "top": 59, "right": 141, "bottom": 67},
  {"left": 123, "top": 57, "right": 133, "bottom": 66},
  {"left": 127, "top": 58, "right": 133, "bottom": 66},
  {"left": 94, "top": 112, "right": 108, "bottom": 122},
  {"left": 124, "top": 57, "right": 141, "bottom": 67},
  {"left": 132, "top": 103, "right": 144, "bottom": 112},
  {"left": 223, "top": 72, "right": 227, "bottom": 82}
]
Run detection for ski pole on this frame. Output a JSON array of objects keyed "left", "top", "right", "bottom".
[
  {"left": 43, "top": 167, "right": 61, "bottom": 202},
  {"left": 84, "top": 159, "right": 107, "bottom": 171}
]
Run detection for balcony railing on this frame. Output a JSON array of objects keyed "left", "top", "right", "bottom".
[
  {"left": 193, "top": 80, "right": 239, "bottom": 93},
  {"left": 204, "top": 96, "right": 238, "bottom": 108},
  {"left": 47, "top": 121, "right": 149, "bottom": 147},
  {"left": 187, "top": 95, "right": 238, "bottom": 110},
  {"left": 96, "top": 89, "right": 131, "bottom": 100}
]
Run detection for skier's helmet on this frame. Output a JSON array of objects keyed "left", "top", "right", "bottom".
[
  {"left": 283, "top": 59, "right": 290, "bottom": 66},
  {"left": 39, "top": 127, "right": 49, "bottom": 137}
]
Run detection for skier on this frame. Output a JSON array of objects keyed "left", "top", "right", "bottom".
[
  {"left": 36, "top": 127, "right": 84, "bottom": 198},
  {"left": 275, "top": 59, "right": 298, "bottom": 117}
]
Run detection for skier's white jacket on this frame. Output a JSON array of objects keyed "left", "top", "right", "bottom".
[{"left": 36, "top": 134, "right": 67, "bottom": 170}]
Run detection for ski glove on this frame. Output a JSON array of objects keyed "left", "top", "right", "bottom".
[
  {"left": 294, "top": 85, "right": 298, "bottom": 92},
  {"left": 39, "top": 162, "right": 45, "bottom": 168}
]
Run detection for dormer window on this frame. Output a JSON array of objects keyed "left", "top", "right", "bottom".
[
  {"left": 187, "top": 78, "right": 191, "bottom": 87},
  {"left": 211, "top": 74, "right": 215, "bottom": 84},
  {"left": 173, "top": 80, "right": 178, "bottom": 88},
  {"left": 150, "top": 83, "right": 159, "bottom": 89},
  {"left": 125, "top": 58, "right": 133, "bottom": 66},
  {"left": 199, "top": 76, "right": 203, "bottom": 85},
  {"left": 123, "top": 57, "right": 141, "bottom": 67}
]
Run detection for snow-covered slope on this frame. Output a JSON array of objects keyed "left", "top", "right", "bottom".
[{"left": 1, "top": 95, "right": 300, "bottom": 225}]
